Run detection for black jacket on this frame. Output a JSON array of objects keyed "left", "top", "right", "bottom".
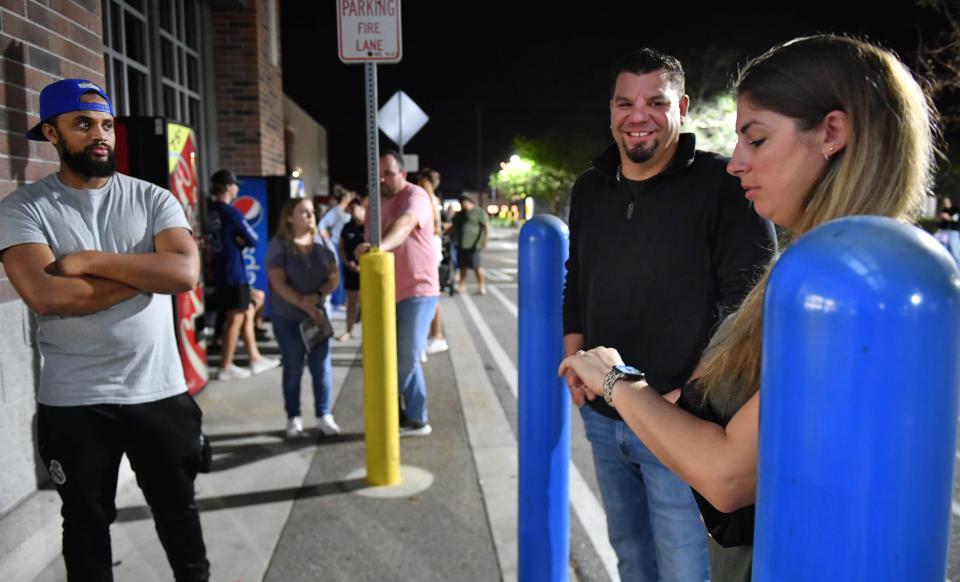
[{"left": 562, "top": 134, "right": 776, "bottom": 419}]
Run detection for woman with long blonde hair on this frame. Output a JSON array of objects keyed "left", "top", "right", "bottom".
[{"left": 559, "top": 34, "right": 938, "bottom": 581}]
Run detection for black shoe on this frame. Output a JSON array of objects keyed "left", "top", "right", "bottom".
[{"left": 399, "top": 419, "right": 432, "bottom": 438}]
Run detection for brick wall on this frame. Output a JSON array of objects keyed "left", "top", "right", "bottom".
[
  {"left": 212, "top": 0, "right": 285, "bottom": 176},
  {"left": 0, "top": 0, "right": 105, "bottom": 514}
]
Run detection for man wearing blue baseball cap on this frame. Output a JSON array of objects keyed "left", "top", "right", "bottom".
[{"left": 0, "top": 79, "right": 210, "bottom": 580}]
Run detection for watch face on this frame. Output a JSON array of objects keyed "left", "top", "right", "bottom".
[{"left": 614, "top": 365, "right": 644, "bottom": 379}]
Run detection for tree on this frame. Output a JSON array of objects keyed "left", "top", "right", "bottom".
[
  {"left": 682, "top": 47, "right": 744, "bottom": 106},
  {"left": 488, "top": 151, "right": 574, "bottom": 215},
  {"left": 917, "top": 0, "right": 960, "bottom": 131},
  {"left": 488, "top": 135, "right": 599, "bottom": 214},
  {"left": 686, "top": 92, "right": 738, "bottom": 156},
  {"left": 916, "top": 0, "right": 960, "bottom": 208},
  {"left": 681, "top": 47, "right": 745, "bottom": 156}
]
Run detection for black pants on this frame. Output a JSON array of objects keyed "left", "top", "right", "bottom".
[{"left": 38, "top": 392, "right": 210, "bottom": 582}]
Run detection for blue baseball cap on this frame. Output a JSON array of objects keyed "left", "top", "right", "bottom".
[{"left": 26, "top": 79, "right": 115, "bottom": 141}]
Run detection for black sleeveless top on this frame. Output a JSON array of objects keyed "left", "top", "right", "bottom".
[{"left": 677, "top": 379, "right": 755, "bottom": 548}]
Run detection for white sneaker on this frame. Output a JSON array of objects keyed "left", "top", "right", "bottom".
[
  {"left": 218, "top": 364, "right": 251, "bottom": 381},
  {"left": 251, "top": 356, "right": 281, "bottom": 374},
  {"left": 317, "top": 414, "right": 341, "bottom": 436},
  {"left": 420, "top": 351, "right": 428, "bottom": 363},
  {"left": 286, "top": 416, "right": 304, "bottom": 438},
  {"left": 425, "top": 337, "right": 449, "bottom": 354}
]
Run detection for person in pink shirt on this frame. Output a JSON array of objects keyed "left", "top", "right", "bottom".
[{"left": 355, "top": 150, "right": 440, "bottom": 436}]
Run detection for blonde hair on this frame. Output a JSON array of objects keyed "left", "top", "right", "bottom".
[
  {"left": 275, "top": 197, "right": 316, "bottom": 252},
  {"left": 417, "top": 173, "right": 442, "bottom": 234},
  {"left": 699, "top": 35, "right": 940, "bottom": 406}
]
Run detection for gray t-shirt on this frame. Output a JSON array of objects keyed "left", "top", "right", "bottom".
[
  {"left": 0, "top": 173, "right": 190, "bottom": 406},
  {"left": 266, "top": 236, "right": 336, "bottom": 322}
]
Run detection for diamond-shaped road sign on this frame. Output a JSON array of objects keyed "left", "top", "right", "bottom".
[{"left": 378, "top": 90, "right": 428, "bottom": 148}]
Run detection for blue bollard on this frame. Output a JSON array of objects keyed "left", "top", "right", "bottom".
[
  {"left": 755, "top": 217, "right": 960, "bottom": 580},
  {"left": 518, "top": 215, "right": 571, "bottom": 582}
]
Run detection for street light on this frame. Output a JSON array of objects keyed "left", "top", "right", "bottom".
[{"left": 500, "top": 154, "right": 534, "bottom": 177}]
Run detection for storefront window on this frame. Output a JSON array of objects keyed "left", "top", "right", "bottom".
[
  {"left": 158, "top": 0, "right": 201, "bottom": 125},
  {"left": 102, "top": 0, "right": 203, "bottom": 126},
  {"left": 103, "top": 0, "right": 151, "bottom": 116}
]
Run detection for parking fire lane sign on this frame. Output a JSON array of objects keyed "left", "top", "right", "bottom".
[{"left": 337, "top": 0, "right": 402, "bottom": 63}]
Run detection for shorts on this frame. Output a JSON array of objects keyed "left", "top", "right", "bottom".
[
  {"left": 343, "top": 269, "right": 360, "bottom": 291},
  {"left": 457, "top": 247, "right": 482, "bottom": 270},
  {"left": 213, "top": 284, "right": 251, "bottom": 312}
]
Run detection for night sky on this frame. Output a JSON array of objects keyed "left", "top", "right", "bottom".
[{"left": 281, "top": 1, "right": 950, "bottom": 196}]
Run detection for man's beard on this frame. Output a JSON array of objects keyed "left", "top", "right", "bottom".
[
  {"left": 59, "top": 142, "right": 116, "bottom": 178},
  {"left": 624, "top": 139, "right": 660, "bottom": 164}
]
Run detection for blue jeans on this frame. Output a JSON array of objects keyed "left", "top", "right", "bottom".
[
  {"left": 396, "top": 295, "right": 438, "bottom": 424},
  {"left": 331, "top": 262, "right": 346, "bottom": 307},
  {"left": 948, "top": 231, "right": 960, "bottom": 267},
  {"left": 580, "top": 404, "right": 710, "bottom": 582},
  {"left": 272, "top": 313, "right": 333, "bottom": 418}
]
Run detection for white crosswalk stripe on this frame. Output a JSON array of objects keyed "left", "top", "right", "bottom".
[
  {"left": 486, "top": 241, "right": 518, "bottom": 251},
  {"left": 459, "top": 292, "right": 620, "bottom": 581},
  {"left": 483, "top": 268, "right": 513, "bottom": 282},
  {"left": 488, "top": 285, "right": 518, "bottom": 318}
]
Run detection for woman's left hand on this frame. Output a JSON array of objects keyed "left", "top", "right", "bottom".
[{"left": 557, "top": 347, "right": 626, "bottom": 400}]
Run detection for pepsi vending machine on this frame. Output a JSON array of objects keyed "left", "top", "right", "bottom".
[
  {"left": 115, "top": 117, "right": 208, "bottom": 394},
  {"left": 232, "top": 176, "right": 303, "bottom": 318}
]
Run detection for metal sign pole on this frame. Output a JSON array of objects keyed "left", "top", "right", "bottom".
[{"left": 365, "top": 62, "right": 381, "bottom": 247}]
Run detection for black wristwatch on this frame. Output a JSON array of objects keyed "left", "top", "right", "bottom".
[{"left": 602, "top": 365, "right": 646, "bottom": 407}]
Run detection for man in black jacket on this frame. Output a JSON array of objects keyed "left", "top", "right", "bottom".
[{"left": 562, "top": 49, "right": 775, "bottom": 581}]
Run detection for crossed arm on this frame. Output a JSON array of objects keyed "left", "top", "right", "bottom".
[{"left": 1, "top": 227, "right": 199, "bottom": 316}]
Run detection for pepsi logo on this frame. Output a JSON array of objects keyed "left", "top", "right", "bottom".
[{"left": 232, "top": 196, "right": 263, "bottom": 227}]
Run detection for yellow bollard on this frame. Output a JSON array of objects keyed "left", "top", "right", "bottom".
[{"left": 359, "top": 249, "right": 401, "bottom": 486}]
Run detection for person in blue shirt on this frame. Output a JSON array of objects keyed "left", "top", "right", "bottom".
[
  {"left": 206, "top": 169, "right": 279, "bottom": 380},
  {"left": 318, "top": 185, "right": 354, "bottom": 310}
]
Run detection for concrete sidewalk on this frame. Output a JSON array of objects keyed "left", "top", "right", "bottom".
[{"left": 8, "top": 295, "right": 531, "bottom": 581}]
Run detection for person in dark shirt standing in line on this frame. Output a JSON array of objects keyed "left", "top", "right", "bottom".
[
  {"left": 206, "top": 169, "right": 279, "bottom": 380},
  {"left": 337, "top": 196, "right": 366, "bottom": 341},
  {"left": 562, "top": 49, "right": 776, "bottom": 581}
]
